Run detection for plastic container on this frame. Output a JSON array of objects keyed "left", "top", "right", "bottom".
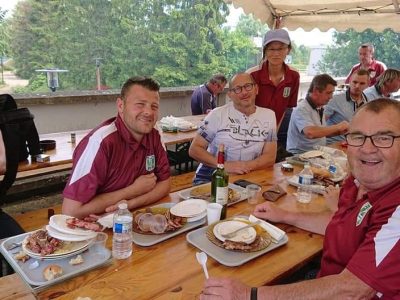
[
  {"left": 297, "top": 163, "right": 313, "bottom": 203},
  {"left": 112, "top": 203, "right": 133, "bottom": 259}
]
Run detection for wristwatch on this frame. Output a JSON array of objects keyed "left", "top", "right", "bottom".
[{"left": 251, "top": 287, "right": 258, "bottom": 300}]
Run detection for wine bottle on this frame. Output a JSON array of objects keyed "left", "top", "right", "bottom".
[{"left": 211, "top": 144, "right": 229, "bottom": 219}]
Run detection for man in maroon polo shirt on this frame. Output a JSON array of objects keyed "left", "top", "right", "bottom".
[
  {"left": 62, "top": 77, "right": 171, "bottom": 218},
  {"left": 201, "top": 98, "right": 400, "bottom": 299},
  {"left": 345, "top": 43, "right": 386, "bottom": 87}
]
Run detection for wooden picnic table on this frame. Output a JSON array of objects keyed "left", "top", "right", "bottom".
[{"left": 2, "top": 163, "right": 327, "bottom": 300}]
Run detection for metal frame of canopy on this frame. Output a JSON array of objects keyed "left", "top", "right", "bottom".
[{"left": 224, "top": 0, "right": 400, "bottom": 32}]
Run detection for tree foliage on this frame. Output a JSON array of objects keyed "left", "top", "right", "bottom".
[
  {"left": 318, "top": 29, "right": 400, "bottom": 76},
  {"left": 8, "top": 0, "right": 239, "bottom": 90}
]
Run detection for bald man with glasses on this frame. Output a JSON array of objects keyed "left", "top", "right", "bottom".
[
  {"left": 189, "top": 72, "right": 277, "bottom": 184},
  {"left": 201, "top": 98, "right": 400, "bottom": 300}
]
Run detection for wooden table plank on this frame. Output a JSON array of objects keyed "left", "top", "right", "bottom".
[
  {"left": 0, "top": 273, "right": 36, "bottom": 300},
  {"left": 17, "top": 164, "right": 325, "bottom": 300}
]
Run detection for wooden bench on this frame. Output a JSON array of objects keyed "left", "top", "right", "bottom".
[{"left": 12, "top": 171, "right": 195, "bottom": 232}]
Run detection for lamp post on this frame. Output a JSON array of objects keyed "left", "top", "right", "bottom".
[
  {"left": 94, "top": 58, "right": 103, "bottom": 90},
  {"left": 35, "top": 68, "right": 68, "bottom": 92}
]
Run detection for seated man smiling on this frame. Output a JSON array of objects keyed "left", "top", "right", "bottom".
[
  {"left": 62, "top": 77, "right": 171, "bottom": 218},
  {"left": 201, "top": 98, "right": 400, "bottom": 299},
  {"left": 189, "top": 72, "right": 277, "bottom": 184}
]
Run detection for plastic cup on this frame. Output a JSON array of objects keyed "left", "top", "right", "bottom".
[
  {"left": 246, "top": 184, "right": 261, "bottom": 205},
  {"left": 89, "top": 232, "right": 108, "bottom": 256},
  {"left": 207, "top": 203, "right": 223, "bottom": 225}
]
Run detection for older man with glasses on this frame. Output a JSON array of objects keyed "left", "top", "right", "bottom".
[
  {"left": 189, "top": 72, "right": 277, "bottom": 184},
  {"left": 201, "top": 98, "right": 400, "bottom": 300}
]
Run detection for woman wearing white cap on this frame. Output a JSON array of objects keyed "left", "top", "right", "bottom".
[{"left": 247, "top": 28, "right": 300, "bottom": 161}]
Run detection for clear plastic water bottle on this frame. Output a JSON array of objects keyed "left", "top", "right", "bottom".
[
  {"left": 297, "top": 163, "right": 314, "bottom": 203},
  {"left": 112, "top": 203, "right": 133, "bottom": 259}
]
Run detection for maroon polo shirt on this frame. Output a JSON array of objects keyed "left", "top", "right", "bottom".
[
  {"left": 250, "top": 62, "right": 300, "bottom": 125},
  {"left": 345, "top": 60, "right": 386, "bottom": 86},
  {"left": 319, "top": 176, "right": 400, "bottom": 299},
  {"left": 63, "top": 115, "right": 170, "bottom": 203}
]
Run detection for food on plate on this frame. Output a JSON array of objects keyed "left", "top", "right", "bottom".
[
  {"left": 66, "top": 217, "right": 102, "bottom": 232},
  {"left": 133, "top": 207, "right": 186, "bottom": 234},
  {"left": 207, "top": 219, "right": 271, "bottom": 252},
  {"left": 299, "top": 150, "right": 324, "bottom": 160},
  {"left": 14, "top": 250, "right": 30, "bottom": 262},
  {"left": 310, "top": 166, "right": 331, "bottom": 179},
  {"left": 24, "top": 229, "right": 62, "bottom": 256},
  {"left": 189, "top": 185, "right": 240, "bottom": 203},
  {"left": 43, "top": 264, "right": 63, "bottom": 281},
  {"left": 69, "top": 254, "right": 84, "bottom": 265}
]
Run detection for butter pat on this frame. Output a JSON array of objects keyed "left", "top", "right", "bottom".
[{"left": 35, "top": 154, "right": 50, "bottom": 162}]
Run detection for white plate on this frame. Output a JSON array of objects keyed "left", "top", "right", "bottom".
[
  {"left": 213, "top": 220, "right": 257, "bottom": 244},
  {"left": 49, "top": 214, "right": 99, "bottom": 236},
  {"left": 178, "top": 183, "right": 247, "bottom": 206},
  {"left": 170, "top": 199, "right": 208, "bottom": 218},
  {"left": 187, "top": 211, "right": 207, "bottom": 223},
  {"left": 46, "top": 225, "right": 97, "bottom": 242},
  {"left": 22, "top": 232, "right": 93, "bottom": 260}
]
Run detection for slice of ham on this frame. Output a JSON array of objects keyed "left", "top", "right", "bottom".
[{"left": 66, "top": 217, "right": 102, "bottom": 232}]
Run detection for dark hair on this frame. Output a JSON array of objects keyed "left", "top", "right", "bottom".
[
  {"left": 357, "top": 98, "right": 400, "bottom": 116},
  {"left": 354, "top": 69, "right": 370, "bottom": 78},
  {"left": 120, "top": 76, "right": 160, "bottom": 99},
  {"left": 209, "top": 74, "right": 227, "bottom": 85},
  {"left": 308, "top": 74, "right": 337, "bottom": 94},
  {"left": 359, "top": 43, "right": 374, "bottom": 55}
]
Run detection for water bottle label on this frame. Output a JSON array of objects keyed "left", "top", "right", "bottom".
[
  {"left": 299, "top": 175, "right": 312, "bottom": 185},
  {"left": 216, "top": 186, "right": 228, "bottom": 205},
  {"left": 329, "top": 164, "right": 337, "bottom": 174},
  {"left": 114, "top": 223, "right": 131, "bottom": 234}
]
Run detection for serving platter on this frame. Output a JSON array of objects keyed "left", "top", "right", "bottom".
[
  {"left": 178, "top": 183, "right": 247, "bottom": 206},
  {"left": 132, "top": 203, "right": 206, "bottom": 247},
  {"left": 0, "top": 231, "right": 111, "bottom": 291},
  {"left": 186, "top": 223, "right": 288, "bottom": 267}
]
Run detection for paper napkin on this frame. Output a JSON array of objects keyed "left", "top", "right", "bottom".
[{"left": 248, "top": 215, "right": 286, "bottom": 242}]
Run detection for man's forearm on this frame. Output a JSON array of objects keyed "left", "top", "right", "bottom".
[
  {"left": 126, "top": 178, "right": 171, "bottom": 210},
  {"left": 284, "top": 210, "right": 332, "bottom": 235},
  {"left": 258, "top": 269, "right": 375, "bottom": 300}
]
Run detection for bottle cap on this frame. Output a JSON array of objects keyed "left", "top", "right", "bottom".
[{"left": 118, "top": 203, "right": 128, "bottom": 210}]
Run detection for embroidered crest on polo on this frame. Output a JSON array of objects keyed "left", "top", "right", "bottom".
[
  {"left": 283, "top": 87, "right": 291, "bottom": 98},
  {"left": 146, "top": 154, "right": 155, "bottom": 172},
  {"left": 356, "top": 202, "right": 372, "bottom": 226}
]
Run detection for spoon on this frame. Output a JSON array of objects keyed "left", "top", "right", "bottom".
[{"left": 196, "top": 251, "right": 209, "bottom": 279}]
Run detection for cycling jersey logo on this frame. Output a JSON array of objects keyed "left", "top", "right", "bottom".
[
  {"left": 283, "top": 87, "right": 291, "bottom": 98},
  {"left": 356, "top": 202, "right": 372, "bottom": 226},
  {"left": 146, "top": 154, "right": 155, "bottom": 172}
]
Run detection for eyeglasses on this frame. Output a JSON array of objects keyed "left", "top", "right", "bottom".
[
  {"left": 345, "top": 133, "right": 400, "bottom": 148},
  {"left": 265, "top": 47, "right": 288, "bottom": 53},
  {"left": 229, "top": 83, "right": 255, "bottom": 94}
]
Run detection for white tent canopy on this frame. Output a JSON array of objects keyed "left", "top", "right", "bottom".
[{"left": 224, "top": 0, "right": 400, "bottom": 32}]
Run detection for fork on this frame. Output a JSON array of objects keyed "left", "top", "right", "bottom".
[
  {"left": 221, "top": 221, "right": 260, "bottom": 239},
  {"left": 6, "top": 241, "right": 22, "bottom": 251}
]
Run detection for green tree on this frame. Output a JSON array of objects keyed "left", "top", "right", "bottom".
[
  {"left": 0, "top": 7, "right": 9, "bottom": 83},
  {"left": 318, "top": 29, "right": 400, "bottom": 76}
]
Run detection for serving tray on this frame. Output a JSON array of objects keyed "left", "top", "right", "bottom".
[
  {"left": 0, "top": 231, "right": 111, "bottom": 292},
  {"left": 186, "top": 226, "right": 288, "bottom": 267},
  {"left": 132, "top": 203, "right": 206, "bottom": 247}
]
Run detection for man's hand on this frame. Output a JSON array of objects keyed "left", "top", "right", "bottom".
[
  {"left": 336, "top": 121, "right": 349, "bottom": 135},
  {"left": 224, "top": 161, "right": 250, "bottom": 175},
  {"left": 104, "top": 199, "right": 128, "bottom": 213},
  {"left": 126, "top": 173, "right": 157, "bottom": 196},
  {"left": 323, "top": 185, "right": 340, "bottom": 212},
  {"left": 253, "top": 202, "right": 288, "bottom": 223},
  {"left": 200, "top": 278, "right": 251, "bottom": 300}
]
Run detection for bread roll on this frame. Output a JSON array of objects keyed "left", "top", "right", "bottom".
[{"left": 43, "top": 264, "right": 63, "bottom": 281}]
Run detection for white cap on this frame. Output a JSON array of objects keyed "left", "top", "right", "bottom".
[{"left": 118, "top": 203, "right": 128, "bottom": 210}]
